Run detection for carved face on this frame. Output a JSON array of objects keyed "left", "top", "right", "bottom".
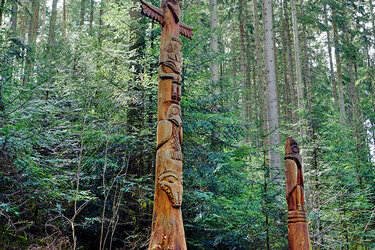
[
  {"left": 158, "top": 170, "right": 183, "bottom": 207},
  {"left": 167, "top": 104, "right": 182, "bottom": 126},
  {"left": 285, "top": 137, "right": 299, "bottom": 155},
  {"left": 161, "top": 0, "right": 181, "bottom": 22}
]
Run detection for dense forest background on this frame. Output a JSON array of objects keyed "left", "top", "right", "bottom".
[{"left": 0, "top": 0, "right": 374, "bottom": 248}]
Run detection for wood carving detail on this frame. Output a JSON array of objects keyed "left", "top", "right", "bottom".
[
  {"left": 140, "top": 0, "right": 192, "bottom": 248},
  {"left": 284, "top": 137, "right": 311, "bottom": 250}
]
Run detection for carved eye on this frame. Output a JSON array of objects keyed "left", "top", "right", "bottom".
[{"left": 168, "top": 177, "right": 176, "bottom": 183}]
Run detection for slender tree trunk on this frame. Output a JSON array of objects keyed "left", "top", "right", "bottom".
[
  {"left": 0, "top": 0, "right": 5, "bottom": 26},
  {"left": 48, "top": 0, "right": 58, "bottom": 49},
  {"left": 301, "top": 23, "right": 312, "bottom": 138},
  {"left": 253, "top": 0, "right": 267, "bottom": 144},
  {"left": 80, "top": 0, "right": 86, "bottom": 27},
  {"left": 290, "top": 0, "right": 304, "bottom": 112},
  {"left": 210, "top": 0, "right": 219, "bottom": 87},
  {"left": 262, "top": 0, "right": 282, "bottom": 182},
  {"left": 332, "top": 10, "right": 347, "bottom": 124},
  {"left": 282, "top": 0, "right": 297, "bottom": 124},
  {"left": 324, "top": 4, "right": 338, "bottom": 107},
  {"left": 19, "top": 10, "right": 24, "bottom": 40},
  {"left": 239, "top": 0, "right": 247, "bottom": 122},
  {"left": 89, "top": 0, "right": 94, "bottom": 35},
  {"left": 28, "top": 0, "right": 40, "bottom": 44},
  {"left": 281, "top": 17, "right": 290, "bottom": 122},
  {"left": 40, "top": 0, "right": 47, "bottom": 41},
  {"left": 232, "top": 38, "right": 237, "bottom": 78},
  {"left": 62, "top": 0, "right": 67, "bottom": 42}
]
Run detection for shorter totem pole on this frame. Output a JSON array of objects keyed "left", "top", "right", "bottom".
[{"left": 284, "top": 137, "right": 311, "bottom": 250}]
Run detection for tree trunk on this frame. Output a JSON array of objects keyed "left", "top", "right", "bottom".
[
  {"left": 282, "top": 0, "right": 297, "bottom": 124},
  {"left": 80, "top": 0, "right": 86, "bottom": 27},
  {"left": 48, "top": 0, "right": 58, "bottom": 49},
  {"left": 28, "top": 0, "right": 40, "bottom": 44},
  {"left": 262, "top": 0, "right": 282, "bottom": 182},
  {"left": 62, "top": 0, "right": 66, "bottom": 42},
  {"left": 332, "top": 10, "right": 347, "bottom": 124},
  {"left": 239, "top": 0, "right": 247, "bottom": 121},
  {"left": 290, "top": 0, "right": 304, "bottom": 111},
  {"left": 40, "top": 0, "right": 47, "bottom": 41},
  {"left": 89, "top": 0, "right": 94, "bottom": 35},
  {"left": 210, "top": 0, "right": 219, "bottom": 87},
  {"left": 253, "top": 0, "right": 267, "bottom": 143},
  {"left": 0, "top": 0, "right": 5, "bottom": 26},
  {"left": 324, "top": 4, "right": 338, "bottom": 107},
  {"left": 281, "top": 15, "right": 290, "bottom": 122}
]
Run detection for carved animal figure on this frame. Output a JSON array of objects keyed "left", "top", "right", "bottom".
[
  {"left": 140, "top": 0, "right": 193, "bottom": 39},
  {"left": 156, "top": 104, "right": 183, "bottom": 207}
]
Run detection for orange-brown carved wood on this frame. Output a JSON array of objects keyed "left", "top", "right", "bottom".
[
  {"left": 140, "top": 1, "right": 193, "bottom": 249},
  {"left": 284, "top": 137, "right": 311, "bottom": 250}
]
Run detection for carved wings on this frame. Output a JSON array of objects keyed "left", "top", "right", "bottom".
[
  {"left": 140, "top": 0, "right": 194, "bottom": 39},
  {"left": 140, "top": 0, "right": 164, "bottom": 24},
  {"left": 179, "top": 23, "right": 194, "bottom": 40}
]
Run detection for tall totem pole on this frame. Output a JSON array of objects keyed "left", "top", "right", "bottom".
[
  {"left": 284, "top": 137, "right": 311, "bottom": 250},
  {"left": 140, "top": 1, "right": 193, "bottom": 249}
]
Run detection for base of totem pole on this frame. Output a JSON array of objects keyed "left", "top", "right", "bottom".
[{"left": 287, "top": 210, "right": 311, "bottom": 250}]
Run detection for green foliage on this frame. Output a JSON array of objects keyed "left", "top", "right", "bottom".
[{"left": 0, "top": 0, "right": 374, "bottom": 249}]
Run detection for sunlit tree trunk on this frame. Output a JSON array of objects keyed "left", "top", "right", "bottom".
[
  {"left": 40, "top": 0, "right": 47, "bottom": 41},
  {"left": 252, "top": 0, "right": 266, "bottom": 143},
  {"left": 324, "top": 4, "right": 338, "bottom": 107},
  {"left": 262, "top": 0, "right": 282, "bottom": 182}
]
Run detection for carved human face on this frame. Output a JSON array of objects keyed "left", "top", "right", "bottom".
[
  {"left": 158, "top": 170, "right": 183, "bottom": 207},
  {"left": 167, "top": 104, "right": 182, "bottom": 126},
  {"left": 285, "top": 137, "right": 299, "bottom": 155}
]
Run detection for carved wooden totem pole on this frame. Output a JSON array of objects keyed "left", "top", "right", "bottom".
[
  {"left": 284, "top": 137, "right": 311, "bottom": 250},
  {"left": 140, "top": 0, "right": 193, "bottom": 249}
]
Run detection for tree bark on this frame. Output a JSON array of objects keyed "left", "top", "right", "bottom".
[
  {"left": 332, "top": 9, "right": 347, "bottom": 124},
  {"left": 62, "top": 0, "right": 66, "bottom": 42},
  {"left": 89, "top": 0, "right": 94, "bottom": 35},
  {"left": 290, "top": 0, "right": 304, "bottom": 111},
  {"left": 253, "top": 0, "right": 267, "bottom": 146},
  {"left": 282, "top": 0, "right": 297, "bottom": 124},
  {"left": 48, "top": 0, "right": 58, "bottom": 49},
  {"left": 0, "top": 0, "right": 5, "bottom": 26},
  {"left": 262, "top": 0, "right": 282, "bottom": 182},
  {"left": 324, "top": 4, "right": 338, "bottom": 107},
  {"left": 28, "top": 0, "right": 40, "bottom": 44},
  {"left": 239, "top": 0, "right": 247, "bottom": 119},
  {"left": 210, "top": 0, "right": 219, "bottom": 87},
  {"left": 40, "top": 0, "right": 47, "bottom": 41},
  {"left": 80, "top": 0, "right": 86, "bottom": 27}
]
